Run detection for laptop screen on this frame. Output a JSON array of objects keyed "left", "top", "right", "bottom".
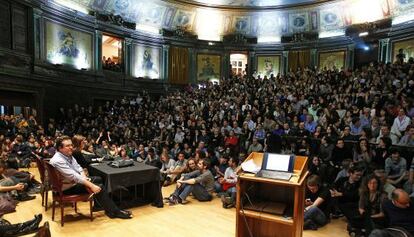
[{"left": 264, "top": 154, "right": 294, "bottom": 172}]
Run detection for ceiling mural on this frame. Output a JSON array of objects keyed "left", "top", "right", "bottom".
[
  {"left": 175, "top": 0, "right": 329, "bottom": 8},
  {"left": 55, "top": 0, "right": 414, "bottom": 40}
]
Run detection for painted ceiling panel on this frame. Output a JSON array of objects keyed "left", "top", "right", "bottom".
[
  {"left": 177, "top": 0, "right": 326, "bottom": 8},
  {"left": 53, "top": 0, "right": 414, "bottom": 40}
]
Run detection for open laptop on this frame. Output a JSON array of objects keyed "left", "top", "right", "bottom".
[{"left": 255, "top": 153, "right": 295, "bottom": 181}]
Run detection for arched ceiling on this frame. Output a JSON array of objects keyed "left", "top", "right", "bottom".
[
  {"left": 54, "top": 0, "right": 414, "bottom": 41},
  {"left": 168, "top": 0, "right": 334, "bottom": 9}
]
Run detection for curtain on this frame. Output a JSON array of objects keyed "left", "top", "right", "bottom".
[
  {"left": 288, "top": 50, "right": 311, "bottom": 71},
  {"left": 169, "top": 46, "right": 189, "bottom": 85}
]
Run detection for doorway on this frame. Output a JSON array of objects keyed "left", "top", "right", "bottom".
[{"left": 230, "top": 53, "right": 248, "bottom": 77}]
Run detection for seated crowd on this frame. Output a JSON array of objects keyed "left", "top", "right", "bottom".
[
  {"left": 102, "top": 56, "right": 122, "bottom": 72},
  {"left": 0, "top": 60, "right": 414, "bottom": 236}
]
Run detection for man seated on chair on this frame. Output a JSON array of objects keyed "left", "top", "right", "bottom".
[
  {"left": 167, "top": 158, "right": 214, "bottom": 205},
  {"left": 369, "top": 189, "right": 414, "bottom": 237},
  {"left": 49, "top": 136, "right": 132, "bottom": 219}
]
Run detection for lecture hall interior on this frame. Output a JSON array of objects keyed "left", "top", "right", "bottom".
[{"left": 0, "top": 0, "right": 414, "bottom": 237}]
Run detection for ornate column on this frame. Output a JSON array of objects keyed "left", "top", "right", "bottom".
[
  {"left": 162, "top": 44, "right": 169, "bottom": 81},
  {"left": 282, "top": 50, "right": 289, "bottom": 75},
  {"left": 222, "top": 51, "right": 230, "bottom": 79},
  {"left": 346, "top": 44, "right": 355, "bottom": 70},
  {"left": 248, "top": 51, "right": 255, "bottom": 77},
  {"left": 378, "top": 38, "right": 391, "bottom": 63},
  {"left": 124, "top": 37, "right": 132, "bottom": 77},
  {"left": 33, "top": 8, "right": 43, "bottom": 62},
  {"left": 94, "top": 30, "right": 103, "bottom": 73},
  {"left": 188, "top": 47, "right": 196, "bottom": 83},
  {"left": 310, "top": 48, "right": 318, "bottom": 69}
]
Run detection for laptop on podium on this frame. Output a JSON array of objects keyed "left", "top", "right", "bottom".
[{"left": 255, "top": 153, "right": 295, "bottom": 181}]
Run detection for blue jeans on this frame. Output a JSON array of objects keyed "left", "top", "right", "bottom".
[
  {"left": 304, "top": 206, "right": 327, "bottom": 227},
  {"left": 173, "top": 183, "right": 212, "bottom": 202},
  {"left": 214, "top": 181, "right": 223, "bottom": 193}
]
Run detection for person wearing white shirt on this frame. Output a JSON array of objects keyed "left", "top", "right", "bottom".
[{"left": 391, "top": 108, "right": 411, "bottom": 138}]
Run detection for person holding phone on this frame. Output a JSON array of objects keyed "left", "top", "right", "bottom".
[{"left": 304, "top": 175, "right": 331, "bottom": 230}]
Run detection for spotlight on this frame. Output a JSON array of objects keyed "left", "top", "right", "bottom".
[{"left": 363, "top": 46, "right": 370, "bottom": 51}]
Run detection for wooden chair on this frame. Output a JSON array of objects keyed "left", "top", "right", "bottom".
[
  {"left": 33, "top": 154, "right": 50, "bottom": 211},
  {"left": 44, "top": 162, "right": 93, "bottom": 226}
]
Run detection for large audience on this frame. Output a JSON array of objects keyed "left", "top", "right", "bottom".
[{"left": 1, "top": 60, "right": 414, "bottom": 236}]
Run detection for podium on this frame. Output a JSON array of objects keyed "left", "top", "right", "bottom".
[{"left": 236, "top": 152, "right": 309, "bottom": 237}]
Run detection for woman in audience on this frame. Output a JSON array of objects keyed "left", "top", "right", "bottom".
[
  {"left": 72, "top": 135, "right": 92, "bottom": 169},
  {"left": 372, "top": 137, "right": 392, "bottom": 169},
  {"left": 358, "top": 174, "right": 387, "bottom": 235},
  {"left": 308, "top": 156, "right": 328, "bottom": 185},
  {"left": 182, "top": 158, "right": 197, "bottom": 173},
  {"left": 353, "top": 138, "right": 374, "bottom": 171},
  {"left": 119, "top": 148, "right": 130, "bottom": 160}
]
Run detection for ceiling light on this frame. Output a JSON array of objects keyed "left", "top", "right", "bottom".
[{"left": 359, "top": 32, "right": 369, "bottom": 37}]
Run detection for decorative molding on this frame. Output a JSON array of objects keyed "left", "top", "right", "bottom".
[
  {"left": 223, "top": 33, "right": 257, "bottom": 44},
  {"left": 161, "top": 26, "right": 197, "bottom": 39}
]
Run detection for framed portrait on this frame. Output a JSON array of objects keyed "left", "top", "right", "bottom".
[
  {"left": 197, "top": 54, "right": 221, "bottom": 81},
  {"left": 133, "top": 44, "right": 161, "bottom": 79},
  {"left": 318, "top": 50, "right": 346, "bottom": 70},
  {"left": 45, "top": 20, "right": 93, "bottom": 70},
  {"left": 392, "top": 38, "right": 414, "bottom": 63},
  {"left": 256, "top": 55, "right": 280, "bottom": 78}
]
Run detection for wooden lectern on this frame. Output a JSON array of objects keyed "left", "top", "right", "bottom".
[{"left": 236, "top": 152, "right": 309, "bottom": 237}]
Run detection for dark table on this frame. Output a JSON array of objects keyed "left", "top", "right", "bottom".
[{"left": 88, "top": 161, "right": 163, "bottom": 207}]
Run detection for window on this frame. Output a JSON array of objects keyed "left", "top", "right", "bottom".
[
  {"left": 102, "top": 35, "right": 123, "bottom": 72},
  {"left": 230, "top": 54, "right": 247, "bottom": 76}
]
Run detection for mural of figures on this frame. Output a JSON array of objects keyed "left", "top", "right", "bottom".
[
  {"left": 133, "top": 45, "right": 160, "bottom": 79},
  {"left": 137, "top": 4, "right": 166, "bottom": 26},
  {"left": 233, "top": 16, "right": 250, "bottom": 33},
  {"left": 289, "top": 12, "right": 309, "bottom": 33},
  {"left": 89, "top": 0, "right": 107, "bottom": 10},
  {"left": 319, "top": 8, "right": 344, "bottom": 31},
  {"left": 393, "top": 0, "right": 414, "bottom": 15},
  {"left": 164, "top": 7, "right": 176, "bottom": 26},
  {"left": 197, "top": 54, "right": 221, "bottom": 81},
  {"left": 189, "top": 0, "right": 317, "bottom": 7},
  {"left": 256, "top": 55, "right": 280, "bottom": 78},
  {"left": 392, "top": 38, "right": 414, "bottom": 63},
  {"left": 255, "top": 14, "right": 279, "bottom": 35},
  {"left": 172, "top": 10, "right": 195, "bottom": 29},
  {"left": 318, "top": 50, "right": 346, "bottom": 70},
  {"left": 45, "top": 21, "right": 92, "bottom": 69}
]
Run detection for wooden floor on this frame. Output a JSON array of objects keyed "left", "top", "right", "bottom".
[{"left": 5, "top": 168, "right": 350, "bottom": 237}]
